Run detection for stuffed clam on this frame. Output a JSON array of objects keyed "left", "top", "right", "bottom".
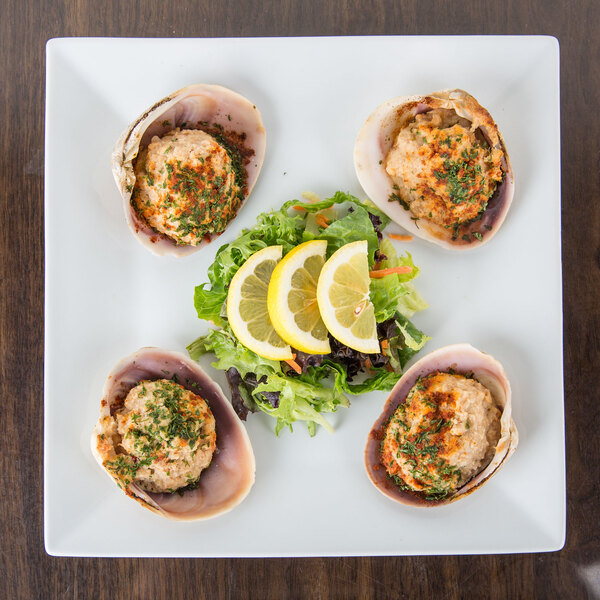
[
  {"left": 111, "top": 84, "right": 266, "bottom": 256},
  {"left": 365, "top": 343, "right": 517, "bottom": 506},
  {"left": 354, "top": 89, "right": 514, "bottom": 249},
  {"left": 91, "top": 347, "right": 255, "bottom": 520}
]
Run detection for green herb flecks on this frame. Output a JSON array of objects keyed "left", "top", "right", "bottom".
[
  {"left": 145, "top": 169, "right": 154, "bottom": 187},
  {"left": 389, "top": 192, "right": 410, "bottom": 211},
  {"left": 385, "top": 373, "right": 465, "bottom": 500}
]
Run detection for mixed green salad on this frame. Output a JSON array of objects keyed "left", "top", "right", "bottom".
[{"left": 187, "top": 191, "right": 429, "bottom": 435}]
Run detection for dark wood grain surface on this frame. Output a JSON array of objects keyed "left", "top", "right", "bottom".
[{"left": 1, "top": 1, "right": 599, "bottom": 598}]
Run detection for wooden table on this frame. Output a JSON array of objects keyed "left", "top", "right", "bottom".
[{"left": 1, "top": 1, "right": 598, "bottom": 598}]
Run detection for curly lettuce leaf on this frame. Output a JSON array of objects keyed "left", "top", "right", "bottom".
[
  {"left": 194, "top": 208, "right": 306, "bottom": 324},
  {"left": 254, "top": 373, "right": 349, "bottom": 435},
  {"left": 194, "top": 192, "right": 387, "bottom": 324},
  {"left": 318, "top": 360, "right": 402, "bottom": 394},
  {"left": 387, "top": 312, "right": 431, "bottom": 371},
  {"left": 193, "top": 285, "right": 228, "bottom": 326},
  {"left": 285, "top": 191, "right": 390, "bottom": 265},
  {"left": 282, "top": 190, "right": 390, "bottom": 223},
  {"left": 315, "top": 205, "right": 380, "bottom": 263},
  {"left": 370, "top": 238, "right": 428, "bottom": 322},
  {"left": 187, "top": 327, "right": 282, "bottom": 380},
  {"left": 189, "top": 191, "right": 430, "bottom": 435},
  {"left": 396, "top": 281, "right": 428, "bottom": 319}
]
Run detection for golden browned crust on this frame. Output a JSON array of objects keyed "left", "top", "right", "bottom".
[
  {"left": 364, "top": 344, "right": 517, "bottom": 507},
  {"left": 91, "top": 347, "right": 256, "bottom": 520},
  {"left": 385, "top": 90, "right": 509, "bottom": 244},
  {"left": 381, "top": 372, "right": 501, "bottom": 499},
  {"left": 354, "top": 89, "right": 514, "bottom": 250}
]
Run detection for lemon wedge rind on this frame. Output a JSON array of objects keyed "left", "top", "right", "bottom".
[
  {"left": 316, "top": 240, "right": 380, "bottom": 355},
  {"left": 267, "top": 240, "right": 331, "bottom": 355},
  {"left": 226, "top": 245, "right": 293, "bottom": 360}
]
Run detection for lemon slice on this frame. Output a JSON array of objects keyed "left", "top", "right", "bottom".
[
  {"left": 226, "top": 245, "right": 293, "bottom": 360},
  {"left": 267, "top": 240, "right": 331, "bottom": 354},
  {"left": 316, "top": 240, "right": 380, "bottom": 354}
]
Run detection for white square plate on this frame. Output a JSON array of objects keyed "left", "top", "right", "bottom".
[{"left": 44, "top": 36, "right": 563, "bottom": 557}]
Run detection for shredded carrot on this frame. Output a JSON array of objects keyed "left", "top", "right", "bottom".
[
  {"left": 364, "top": 357, "right": 374, "bottom": 371},
  {"left": 369, "top": 266, "right": 413, "bottom": 278},
  {"left": 293, "top": 192, "right": 320, "bottom": 211},
  {"left": 388, "top": 233, "right": 413, "bottom": 241},
  {"left": 315, "top": 214, "right": 329, "bottom": 228},
  {"left": 284, "top": 357, "right": 302, "bottom": 374},
  {"left": 381, "top": 339, "right": 389, "bottom": 350}
]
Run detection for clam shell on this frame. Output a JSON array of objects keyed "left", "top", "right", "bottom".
[
  {"left": 365, "top": 343, "right": 518, "bottom": 507},
  {"left": 354, "top": 89, "right": 514, "bottom": 249},
  {"left": 111, "top": 84, "right": 266, "bottom": 256},
  {"left": 91, "top": 347, "right": 256, "bottom": 520}
]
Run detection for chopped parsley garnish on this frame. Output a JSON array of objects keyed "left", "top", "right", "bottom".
[
  {"left": 145, "top": 169, "right": 154, "bottom": 187},
  {"left": 382, "top": 373, "right": 470, "bottom": 500},
  {"left": 132, "top": 126, "right": 250, "bottom": 244},
  {"left": 389, "top": 192, "right": 410, "bottom": 211},
  {"left": 105, "top": 380, "right": 213, "bottom": 492}
]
